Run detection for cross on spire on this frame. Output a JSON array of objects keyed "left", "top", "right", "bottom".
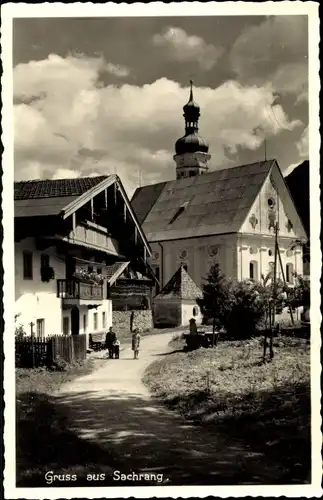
[{"left": 189, "top": 79, "right": 194, "bottom": 100}]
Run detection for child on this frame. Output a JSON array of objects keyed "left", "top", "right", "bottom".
[
  {"left": 132, "top": 329, "right": 141, "bottom": 359},
  {"left": 113, "top": 336, "right": 120, "bottom": 359}
]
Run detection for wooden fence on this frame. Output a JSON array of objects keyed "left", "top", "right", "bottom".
[{"left": 15, "top": 334, "right": 87, "bottom": 368}]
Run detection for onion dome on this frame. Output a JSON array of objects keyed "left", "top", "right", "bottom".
[
  {"left": 175, "top": 133, "right": 209, "bottom": 154},
  {"left": 175, "top": 80, "right": 209, "bottom": 155}
]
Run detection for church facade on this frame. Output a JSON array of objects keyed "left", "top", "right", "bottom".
[{"left": 131, "top": 84, "right": 308, "bottom": 291}]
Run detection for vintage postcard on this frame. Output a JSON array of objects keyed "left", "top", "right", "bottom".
[{"left": 2, "top": 2, "right": 321, "bottom": 498}]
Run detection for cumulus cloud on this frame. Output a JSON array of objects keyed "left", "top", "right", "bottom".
[
  {"left": 152, "top": 26, "right": 223, "bottom": 71},
  {"left": 296, "top": 125, "right": 309, "bottom": 158},
  {"left": 14, "top": 54, "right": 302, "bottom": 197},
  {"left": 284, "top": 126, "right": 309, "bottom": 176},
  {"left": 230, "top": 16, "right": 308, "bottom": 102}
]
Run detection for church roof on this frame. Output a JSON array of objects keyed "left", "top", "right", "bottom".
[
  {"left": 154, "top": 265, "right": 203, "bottom": 301},
  {"left": 131, "top": 159, "right": 275, "bottom": 242}
]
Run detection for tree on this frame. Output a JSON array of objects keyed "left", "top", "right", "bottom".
[{"left": 197, "top": 263, "right": 230, "bottom": 344}]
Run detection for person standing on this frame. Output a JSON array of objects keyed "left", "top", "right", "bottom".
[
  {"left": 113, "top": 336, "right": 120, "bottom": 359},
  {"left": 106, "top": 326, "right": 116, "bottom": 359},
  {"left": 132, "top": 329, "right": 141, "bottom": 359}
]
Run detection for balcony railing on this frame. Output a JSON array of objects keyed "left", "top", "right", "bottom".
[{"left": 57, "top": 279, "right": 103, "bottom": 301}]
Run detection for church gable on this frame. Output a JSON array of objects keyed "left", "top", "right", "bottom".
[{"left": 240, "top": 161, "right": 307, "bottom": 240}]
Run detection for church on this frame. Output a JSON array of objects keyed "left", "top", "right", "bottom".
[{"left": 131, "top": 82, "right": 308, "bottom": 292}]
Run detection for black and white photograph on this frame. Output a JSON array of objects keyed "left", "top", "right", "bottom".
[{"left": 2, "top": 2, "right": 321, "bottom": 498}]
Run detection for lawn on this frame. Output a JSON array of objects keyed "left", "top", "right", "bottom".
[
  {"left": 16, "top": 357, "right": 122, "bottom": 487},
  {"left": 143, "top": 334, "right": 311, "bottom": 484}
]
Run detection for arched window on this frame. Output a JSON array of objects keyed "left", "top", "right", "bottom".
[
  {"left": 286, "top": 263, "right": 294, "bottom": 283},
  {"left": 249, "top": 261, "right": 258, "bottom": 280},
  {"left": 192, "top": 306, "right": 198, "bottom": 317}
]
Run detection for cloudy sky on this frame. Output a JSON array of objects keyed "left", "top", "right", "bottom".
[{"left": 13, "top": 15, "right": 309, "bottom": 196}]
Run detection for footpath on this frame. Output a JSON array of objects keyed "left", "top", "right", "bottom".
[{"left": 56, "top": 332, "right": 284, "bottom": 486}]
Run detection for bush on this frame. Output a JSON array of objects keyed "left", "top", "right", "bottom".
[
  {"left": 49, "top": 356, "right": 70, "bottom": 372},
  {"left": 224, "top": 280, "right": 266, "bottom": 339}
]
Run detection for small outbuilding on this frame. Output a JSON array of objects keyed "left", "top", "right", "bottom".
[{"left": 152, "top": 265, "right": 203, "bottom": 327}]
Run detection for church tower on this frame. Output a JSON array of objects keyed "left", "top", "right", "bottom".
[{"left": 174, "top": 80, "right": 211, "bottom": 180}]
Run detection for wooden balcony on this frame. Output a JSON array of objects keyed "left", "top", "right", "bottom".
[
  {"left": 65, "top": 223, "right": 119, "bottom": 255},
  {"left": 57, "top": 279, "right": 104, "bottom": 307}
]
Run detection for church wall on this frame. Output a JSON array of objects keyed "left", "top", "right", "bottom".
[
  {"left": 148, "top": 234, "right": 238, "bottom": 288},
  {"left": 240, "top": 166, "right": 307, "bottom": 240},
  {"left": 237, "top": 234, "right": 303, "bottom": 283},
  {"left": 238, "top": 163, "right": 306, "bottom": 282}
]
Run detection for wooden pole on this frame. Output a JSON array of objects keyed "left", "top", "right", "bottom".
[
  {"left": 90, "top": 198, "right": 94, "bottom": 221},
  {"left": 270, "top": 223, "right": 279, "bottom": 360},
  {"left": 276, "top": 241, "right": 295, "bottom": 325},
  {"left": 114, "top": 182, "right": 117, "bottom": 205}
]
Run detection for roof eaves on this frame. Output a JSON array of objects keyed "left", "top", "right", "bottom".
[
  {"left": 62, "top": 175, "right": 116, "bottom": 218},
  {"left": 116, "top": 178, "right": 152, "bottom": 257},
  {"left": 108, "top": 261, "right": 130, "bottom": 286},
  {"left": 273, "top": 160, "right": 308, "bottom": 239}
]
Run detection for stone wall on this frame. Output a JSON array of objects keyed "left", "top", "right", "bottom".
[{"left": 112, "top": 310, "right": 153, "bottom": 339}]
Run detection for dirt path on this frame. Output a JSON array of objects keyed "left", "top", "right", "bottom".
[{"left": 55, "top": 332, "right": 283, "bottom": 486}]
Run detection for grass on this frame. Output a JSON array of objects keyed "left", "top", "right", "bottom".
[
  {"left": 16, "top": 357, "right": 119, "bottom": 486},
  {"left": 143, "top": 334, "right": 311, "bottom": 484}
]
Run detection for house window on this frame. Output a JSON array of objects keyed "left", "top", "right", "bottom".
[
  {"left": 249, "top": 261, "right": 258, "bottom": 280},
  {"left": 36, "top": 318, "right": 45, "bottom": 337},
  {"left": 192, "top": 306, "right": 198, "bottom": 317},
  {"left": 93, "top": 312, "right": 98, "bottom": 330},
  {"left": 41, "top": 254, "right": 50, "bottom": 268},
  {"left": 102, "top": 311, "right": 106, "bottom": 329},
  {"left": 189, "top": 171, "right": 196, "bottom": 177},
  {"left": 23, "top": 251, "right": 33, "bottom": 280},
  {"left": 63, "top": 317, "right": 69, "bottom": 335},
  {"left": 286, "top": 263, "right": 294, "bottom": 283},
  {"left": 83, "top": 314, "right": 87, "bottom": 333}
]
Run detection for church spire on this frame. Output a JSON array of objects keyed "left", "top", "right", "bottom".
[
  {"left": 183, "top": 80, "right": 200, "bottom": 135},
  {"left": 189, "top": 79, "right": 194, "bottom": 101},
  {"left": 173, "top": 81, "right": 211, "bottom": 180}
]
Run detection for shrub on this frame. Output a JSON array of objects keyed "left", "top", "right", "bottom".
[
  {"left": 50, "top": 356, "right": 70, "bottom": 372},
  {"left": 224, "top": 280, "right": 267, "bottom": 339}
]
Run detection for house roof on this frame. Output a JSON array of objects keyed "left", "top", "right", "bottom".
[
  {"left": 154, "top": 265, "right": 202, "bottom": 301},
  {"left": 14, "top": 176, "right": 108, "bottom": 200},
  {"left": 106, "top": 261, "right": 130, "bottom": 286},
  {"left": 14, "top": 176, "right": 109, "bottom": 218},
  {"left": 131, "top": 160, "right": 275, "bottom": 241}
]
